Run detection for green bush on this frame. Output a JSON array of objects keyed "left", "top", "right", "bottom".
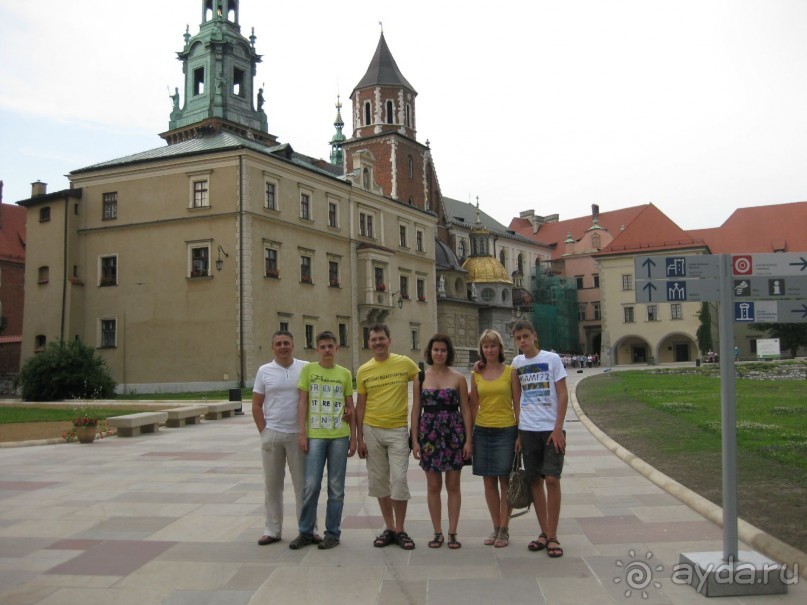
[{"left": 17, "top": 340, "right": 117, "bottom": 401}]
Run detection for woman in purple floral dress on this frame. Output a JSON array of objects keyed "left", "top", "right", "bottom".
[{"left": 411, "top": 334, "right": 472, "bottom": 549}]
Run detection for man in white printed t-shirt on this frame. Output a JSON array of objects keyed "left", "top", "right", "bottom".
[{"left": 511, "top": 319, "right": 568, "bottom": 559}]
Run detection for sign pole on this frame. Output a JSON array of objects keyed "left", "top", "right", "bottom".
[{"left": 718, "top": 254, "right": 738, "bottom": 560}]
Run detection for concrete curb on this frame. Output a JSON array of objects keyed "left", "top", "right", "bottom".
[
  {"left": 572, "top": 379, "right": 807, "bottom": 577},
  {"left": 0, "top": 437, "right": 64, "bottom": 448}
]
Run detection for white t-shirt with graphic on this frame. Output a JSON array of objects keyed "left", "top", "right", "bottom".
[{"left": 512, "top": 349, "right": 568, "bottom": 432}]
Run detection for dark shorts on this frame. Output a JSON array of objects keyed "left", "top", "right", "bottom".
[
  {"left": 472, "top": 425, "right": 518, "bottom": 477},
  {"left": 519, "top": 429, "right": 565, "bottom": 482}
]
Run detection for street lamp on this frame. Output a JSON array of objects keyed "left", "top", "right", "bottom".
[{"left": 216, "top": 245, "right": 229, "bottom": 271}]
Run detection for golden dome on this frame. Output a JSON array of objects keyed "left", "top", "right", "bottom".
[{"left": 462, "top": 256, "right": 512, "bottom": 283}]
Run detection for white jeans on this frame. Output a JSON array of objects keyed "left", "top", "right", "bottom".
[{"left": 260, "top": 428, "right": 305, "bottom": 538}]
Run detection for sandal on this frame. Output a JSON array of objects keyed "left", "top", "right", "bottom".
[
  {"left": 373, "top": 528, "right": 395, "bottom": 548},
  {"left": 447, "top": 534, "right": 461, "bottom": 549},
  {"left": 394, "top": 531, "right": 416, "bottom": 550},
  {"left": 484, "top": 527, "right": 499, "bottom": 546},
  {"left": 528, "top": 532, "right": 548, "bottom": 552},
  {"left": 493, "top": 527, "right": 509, "bottom": 548},
  {"left": 546, "top": 537, "right": 564, "bottom": 558},
  {"left": 428, "top": 532, "right": 444, "bottom": 548}
]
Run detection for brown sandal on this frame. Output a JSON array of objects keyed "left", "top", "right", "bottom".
[
  {"left": 428, "top": 532, "right": 444, "bottom": 548},
  {"left": 484, "top": 527, "right": 499, "bottom": 546},
  {"left": 394, "top": 531, "right": 416, "bottom": 550},
  {"left": 528, "top": 532, "right": 548, "bottom": 552},
  {"left": 373, "top": 528, "right": 395, "bottom": 547},
  {"left": 546, "top": 537, "right": 564, "bottom": 558}
]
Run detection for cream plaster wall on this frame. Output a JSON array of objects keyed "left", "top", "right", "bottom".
[{"left": 21, "top": 147, "right": 437, "bottom": 392}]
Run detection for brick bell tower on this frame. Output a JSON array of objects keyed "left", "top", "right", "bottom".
[{"left": 342, "top": 31, "right": 443, "bottom": 219}]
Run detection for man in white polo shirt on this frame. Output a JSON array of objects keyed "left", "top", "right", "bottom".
[{"left": 252, "top": 330, "right": 319, "bottom": 546}]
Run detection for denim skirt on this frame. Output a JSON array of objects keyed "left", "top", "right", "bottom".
[{"left": 472, "top": 425, "right": 518, "bottom": 477}]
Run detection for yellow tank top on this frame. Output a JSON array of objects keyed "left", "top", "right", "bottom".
[{"left": 474, "top": 365, "right": 516, "bottom": 428}]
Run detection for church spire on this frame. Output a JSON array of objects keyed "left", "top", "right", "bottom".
[
  {"left": 330, "top": 95, "right": 346, "bottom": 166},
  {"left": 162, "top": 0, "right": 274, "bottom": 145}
]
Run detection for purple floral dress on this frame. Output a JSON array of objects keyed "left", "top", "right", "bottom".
[{"left": 417, "top": 388, "right": 466, "bottom": 472}]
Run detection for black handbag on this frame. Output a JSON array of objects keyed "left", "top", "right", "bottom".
[{"left": 506, "top": 452, "right": 532, "bottom": 518}]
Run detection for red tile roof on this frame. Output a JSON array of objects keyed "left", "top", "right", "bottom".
[
  {"left": 509, "top": 204, "right": 647, "bottom": 259},
  {"left": 597, "top": 203, "right": 707, "bottom": 256},
  {"left": 0, "top": 203, "right": 26, "bottom": 263},
  {"left": 689, "top": 201, "right": 807, "bottom": 253}
]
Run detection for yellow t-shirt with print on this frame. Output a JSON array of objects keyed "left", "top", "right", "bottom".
[{"left": 357, "top": 353, "right": 419, "bottom": 428}]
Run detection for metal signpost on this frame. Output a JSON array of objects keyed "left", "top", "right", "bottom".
[{"left": 633, "top": 253, "right": 805, "bottom": 596}]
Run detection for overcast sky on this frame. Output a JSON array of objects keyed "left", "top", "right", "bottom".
[{"left": 2, "top": 0, "right": 806, "bottom": 230}]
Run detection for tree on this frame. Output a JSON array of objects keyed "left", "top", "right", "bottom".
[
  {"left": 750, "top": 323, "right": 807, "bottom": 357},
  {"left": 16, "top": 340, "right": 117, "bottom": 401},
  {"left": 696, "top": 302, "right": 714, "bottom": 358}
]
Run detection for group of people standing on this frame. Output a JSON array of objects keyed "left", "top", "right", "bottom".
[{"left": 252, "top": 319, "right": 567, "bottom": 558}]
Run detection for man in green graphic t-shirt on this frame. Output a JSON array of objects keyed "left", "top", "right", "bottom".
[{"left": 288, "top": 331, "right": 356, "bottom": 551}]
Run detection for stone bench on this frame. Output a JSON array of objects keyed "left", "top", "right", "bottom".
[
  {"left": 107, "top": 412, "right": 168, "bottom": 437},
  {"left": 204, "top": 401, "right": 241, "bottom": 420},
  {"left": 165, "top": 405, "right": 208, "bottom": 428}
]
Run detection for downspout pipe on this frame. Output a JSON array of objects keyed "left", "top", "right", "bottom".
[
  {"left": 60, "top": 194, "right": 69, "bottom": 341},
  {"left": 238, "top": 155, "right": 245, "bottom": 388}
]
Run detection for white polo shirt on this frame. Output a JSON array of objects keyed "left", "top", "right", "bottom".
[{"left": 253, "top": 358, "right": 308, "bottom": 433}]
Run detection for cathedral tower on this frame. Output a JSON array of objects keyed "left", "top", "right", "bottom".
[
  {"left": 330, "top": 96, "right": 346, "bottom": 166},
  {"left": 342, "top": 32, "right": 441, "bottom": 215},
  {"left": 162, "top": 0, "right": 274, "bottom": 145}
]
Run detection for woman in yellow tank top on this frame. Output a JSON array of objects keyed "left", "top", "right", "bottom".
[{"left": 470, "top": 329, "right": 521, "bottom": 548}]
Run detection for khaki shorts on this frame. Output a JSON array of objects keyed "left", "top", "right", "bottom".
[{"left": 363, "top": 424, "right": 410, "bottom": 500}]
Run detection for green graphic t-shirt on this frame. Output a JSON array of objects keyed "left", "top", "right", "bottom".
[{"left": 297, "top": 363, "right": 353, "bottom": 439}]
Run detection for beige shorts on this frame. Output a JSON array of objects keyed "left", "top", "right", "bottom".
[{"left": 363, "top": 424, "right": 410, "bottom": 501}]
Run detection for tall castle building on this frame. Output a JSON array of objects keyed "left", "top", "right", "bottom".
[{"left": 17, "top": 0, "right": 438, "bottom": 391}]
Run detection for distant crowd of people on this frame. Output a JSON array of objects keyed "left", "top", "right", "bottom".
[
  {"left": 559, "top": 353, "right": 599, "bottom": 368},
  {"left": 251, "top": 319, "right": 568, "bottom": 559}
]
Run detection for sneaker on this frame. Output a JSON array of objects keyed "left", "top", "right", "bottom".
[
  {"left": 317, "top": 535, "right": 340, "bottom": 550},
  {"left": 288, "top": 534, "right": 314, "bottom": 550}
]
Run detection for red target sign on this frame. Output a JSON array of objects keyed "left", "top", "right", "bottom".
[{"left": 732, "top": 255, "right": 752, "bottom": 276}]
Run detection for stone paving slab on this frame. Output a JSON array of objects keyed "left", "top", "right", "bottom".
[{"left": 0, "top": 368, "right": 803, "bottom": 604}]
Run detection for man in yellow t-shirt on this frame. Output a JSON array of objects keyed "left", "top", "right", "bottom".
[{"left": 356, "top": 324, "right": 419, "bottom": 550}]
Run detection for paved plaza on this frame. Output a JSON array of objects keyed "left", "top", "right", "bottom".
[{"left": 0, "top": 368, "right": 803, "bottom": 604}]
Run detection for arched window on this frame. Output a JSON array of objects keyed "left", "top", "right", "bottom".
[
  {"left": 405, "top": 104, "right": 411, "bottom": 127},
  {"left": 458, "top": 240, "right": 466, "bottom": 258},
  {"left": 364, "top": 101, "right": 371, "bottom": 126},
  {"left": 517, "top": 254, "right": 524, "bottom": 273},
  {"left": 386, "top": 100, "right": 394, "bottom": 124},
  {"left": 407, "top": 155, "right": 413, "bottom": 179},
  {"left": 499, "top": 250, "right": 506, "bottom": 270}
]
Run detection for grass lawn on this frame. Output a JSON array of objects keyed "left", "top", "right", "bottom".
[
  {"left": 577, "top": 368, "right": 807, "bottom": 554},
  {"left": 0, "top": 406, "right": 163, "bottom": 424},
  {"left": 115, "top": 388, "right": 252, "bottom": 401}
]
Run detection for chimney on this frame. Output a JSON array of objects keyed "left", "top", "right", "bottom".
[
  {"left": 592, "top": 203, "right": 600, "bottom": 219},
  {"left": 31, "top": 181, "right": 47, "bottom": 197},
  {"left": 519, "top": 209, "right": 542, "bottom": 234}
]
